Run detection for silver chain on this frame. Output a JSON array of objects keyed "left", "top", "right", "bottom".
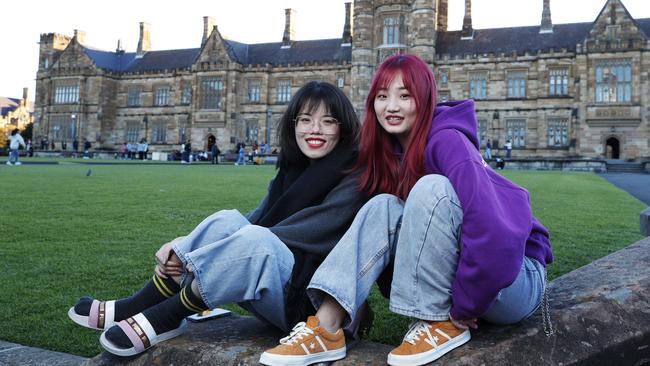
[{"left": 541, "top": 269, "right": 555, "bottom": 337}]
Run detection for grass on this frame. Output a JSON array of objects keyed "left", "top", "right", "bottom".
[{"left": 0, "top": 161, "right": 645, "bottom": 356}]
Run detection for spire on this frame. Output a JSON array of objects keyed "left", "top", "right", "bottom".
[
  {"left": 437, "top": 0, "right": 448, "bottom": 32},
  {"left": 540, "top": 0, "right": 553, "bottom": 33},
  {"left": 461, "top": 0, "right": 474, "bottom": 39},
  {"left": 342, "top": 2, "right": 352, "bottom": 45}
]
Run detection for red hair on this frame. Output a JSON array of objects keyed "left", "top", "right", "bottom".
[{"left": 355, "top": 54, "right": 437, "bottom": 200}]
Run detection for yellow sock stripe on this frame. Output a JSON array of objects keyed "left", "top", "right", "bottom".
[
  {"left": 155, "top": 275, "right": 176, "bottom": 298},
  {"left": 180, "top": 288, "right": 205, "bottom": 313},
  {"left": 152, "top": 275, "right": 174, "bottom": 298}
]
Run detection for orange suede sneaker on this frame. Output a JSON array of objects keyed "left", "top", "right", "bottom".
[
  {"left": 259, "top": 316, "right": 346, "bottom": 366},
  {"left": 387, "top": 320, "right": 470, "bottom": 366}
]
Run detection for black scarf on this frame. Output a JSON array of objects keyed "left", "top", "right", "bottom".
[{"left": 252, "top": 143, "right": 358, "bottom": 228}]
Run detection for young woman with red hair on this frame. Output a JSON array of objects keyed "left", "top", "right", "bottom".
[{"left": 268, "top": 54, "right": 553, "bottom": 366}]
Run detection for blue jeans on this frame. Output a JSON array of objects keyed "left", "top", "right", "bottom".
[
  {"left": 9, "top": 149, "right": 19, "bottom": 163},
  {"left": 172, "top": 210, "right": 295, "bottom": 331},
  {"left": 309, "top": 175, "right": 545, "bottom": 325}
]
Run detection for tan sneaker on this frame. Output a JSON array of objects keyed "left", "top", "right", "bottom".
[
  {"left": 259, "top": 316, "right": 346, "bottom": 366},
  {"left": 387, "top": 320, "right": 470, "bottom": 366}
]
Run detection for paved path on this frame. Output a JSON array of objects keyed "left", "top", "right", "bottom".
[
  {"left": 599, "top": 172, "right": 650, "bottom": 205},
  {"left": 0, "top": 340, "right": 86, "bottom": 366}
]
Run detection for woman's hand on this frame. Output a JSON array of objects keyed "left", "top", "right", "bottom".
[
  {"left": 449, "top": 313, "right": 478, "bottom": 330},
  {"left": 155, "top": 237, "right": 186, "bottom": 278}
]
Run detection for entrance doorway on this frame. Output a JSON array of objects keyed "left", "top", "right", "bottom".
[
  {"left": 605, "top": 137, "right": 620, "bottom": 159},
  {"left": 207, "top": 134, "right": 216, "bottom": 151}
]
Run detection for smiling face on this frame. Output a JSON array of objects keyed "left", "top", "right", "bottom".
[
  {"left": 373, "top": 74, "right": 418, "bottom": 149},
  {"left": 294, "top": 102, "right": 341, "bottom": 160}
]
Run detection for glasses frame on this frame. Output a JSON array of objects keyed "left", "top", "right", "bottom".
[{"left": 294, "top": 115, "right": 341, "bottom": 134}]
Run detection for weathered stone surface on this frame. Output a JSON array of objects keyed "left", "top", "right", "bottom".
[
  {"left": 641, "top": 207, "right": 650, "bottom": 236},
  {"left": 85, "top": 237, "right": 650, "bottom": 366},
  {"left": 83, "top": 315, "right": 392, "bottom": 366},
  {"left": 0, "top": 340, "right": 87, "bottom": 366},
  {"left": 432, "top": 236, "right": 650, "bottom": 365}
]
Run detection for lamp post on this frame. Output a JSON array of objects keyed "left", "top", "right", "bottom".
[
  {"left": 142, "top": 114, "right": 149, "bottom": 142},
  {"left": 71, "top": 113, "right": 77, "bottom": 146}
]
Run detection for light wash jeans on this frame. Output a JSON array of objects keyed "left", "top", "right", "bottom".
[
  {"left": 172, "top": 210, "right": 295, "bottom": 332},
  {"left": 9, "top": 149, "right": 19, "bottom": 164},
  {"left": 309, "top": 174, "right": 545, "bottom": 325}
]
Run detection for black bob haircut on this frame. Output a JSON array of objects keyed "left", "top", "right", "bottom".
[{"left": 276, "top": 81, "right": 360, "bottom": 170}]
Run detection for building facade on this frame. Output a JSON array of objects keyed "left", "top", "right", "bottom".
[
  {"left": 1, "top": 88, "right": 34, "bottom": 142},
  {"left": 33, "top": 0, "right": 650, "bottom": 159}
]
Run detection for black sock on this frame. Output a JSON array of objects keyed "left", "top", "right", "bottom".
[
  {"left": 74, "top": 274, "right": 180, "bottom": 321},
  {"left": 105, "top": 286, "right": 207, "bottom": 348},
  {"left": 114, "top": 274, "right": 181, "bottom": 321}
]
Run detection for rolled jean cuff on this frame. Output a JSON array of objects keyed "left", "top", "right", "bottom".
[
  {"left": 306, "top": 284, "right": 354, "bottom": 327},
  {"left": 389, "top": 304, "right": 449, "bottom": 322}
]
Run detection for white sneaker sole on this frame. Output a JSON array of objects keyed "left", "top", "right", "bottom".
[
  {"left": 259, "top": 347, "right": 346, "bottom": 366},
  {"left": 387, "top": 330, "right": 471, "bottom": 366}
]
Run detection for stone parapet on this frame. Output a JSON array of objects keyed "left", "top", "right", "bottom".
[{"left": 84, "top": 237, "right": 650, "bottom": 365}]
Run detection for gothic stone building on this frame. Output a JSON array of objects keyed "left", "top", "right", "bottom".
[{"left": 34, "top": 0, "right": 650, "bottom": 159}]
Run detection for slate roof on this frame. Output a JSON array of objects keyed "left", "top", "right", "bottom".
[
  {"left": 244, "top": 39, "right": 351, "bottom": 66},
  {"left": 0, "top": 97, "right": 20, "bottom": 117},
  {"left": 78, "top": 17, "right": 649, "bottom": 72},
  {"left": 80, "top": 38, "right": 350, "bottom": 72},
  {"left": 437, "top": 17, "right": 650, "bottom": 57}
]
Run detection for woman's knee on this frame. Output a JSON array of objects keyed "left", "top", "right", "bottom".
[{"left": 408, "top": 175, "right": 460, "bottom": 206}]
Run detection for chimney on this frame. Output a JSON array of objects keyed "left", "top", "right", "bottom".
[
  {"left": 437, "top": 0, "right": 448, "bottom": 31},
  {"left": 137, "top": 22, "right": 151, "bottom": 57},
  {"left": 74, "top": 29, "right": 86, "bottom": 44},
  {"left": 342, "top": 2, "right": 353, "bottom": 45},
  {"left": 540, "top": 0, "right": 553, "bottom": 33},
  {"left": 116, "top": 39, "right": 124, "bottom": 53},
  {"left": 22, "top": 88, "right": 28, "bottom": 107},
  {"left": 282, "top": 8, "right": 296, "bottom": 48},
  {"left": 202, "top": 16, "right": 216, "bottom": 46},
  {"left": 461, "top": 0, "right": 474, "bottom": 39}
]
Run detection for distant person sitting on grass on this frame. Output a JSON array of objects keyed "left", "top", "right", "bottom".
[
  {"left": 67, "top": 81, "right": 370, "bottom": 360},
  {"left": 7, "top": 128, "right": 26, "bottom": 165}
]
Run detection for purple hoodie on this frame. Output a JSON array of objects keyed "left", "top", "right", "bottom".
[{"left": 424, "top": 99, "right": 553, "bottom": 320}]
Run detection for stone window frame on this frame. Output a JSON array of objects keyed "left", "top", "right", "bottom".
[
  {"left": 154, "top": 86, "right": 171, "bottom": 106},
  {"left": 180, "top": 84, "right": 192, "bottom": 105},
  {"left": 50, "top": 115, "right": 74, "bottom": 141},
  {"left": 200, "top": 77, "right": 224, "bottom": 110},
  {"left": 506, "top": 119, "right": 527, "bottom": 148},
  {"left": 336, "top": 73, "right": 346, "bottom": 89},
  {"left": 53, "top": 79, "right": 80, "bottom": 104},
  {"left": 469, "top": 71, "right": 488, "bottom": 100},
  {"left": 125, "top": 121, "right": 140, "bottom": 143},
  {"left": 548, "top": 68, "right": 570, "bottom": 97},
  {"left": 506, "top": 70, "right": 527, "bottom": 99},
  {"left": 547, "top": 118, "right": 569, "bottom": 147},
  {"left": 438, "top": 69, "right": 449, "bottom": 88},
  {"left": 247, "top": 79, "right": 262, "bottom": 103},
  {"left": 381, "top": 14, "right": 405, "bottom": 47},
  {"left": 127, "top": 85, "right": 142, "bottom": 107},
  {"left": 277, "top": 79, "right": 292, "bottom": 103},
  {"left": 477, "top": 119, "right": 488, "bottom": 147},
  {"left": 595, "top": 59, "right": 632, "bottom": 104},
  {"left": 606, "top": 25, "right": 621, "bottom": 41},
  {"left": 151, "top": 121, "right": 167, "bottom": 143}
]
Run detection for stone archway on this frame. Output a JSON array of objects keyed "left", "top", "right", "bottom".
[
  {"left": 207, "top": 134, "right": 216, "bottom": 152},
  {"left": 606, "top": 137, "right": 620, "bottom": 159}
]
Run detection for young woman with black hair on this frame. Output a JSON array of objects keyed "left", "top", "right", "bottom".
[{"left": 68, "top": 81, "right": 368, "bottom": 359}]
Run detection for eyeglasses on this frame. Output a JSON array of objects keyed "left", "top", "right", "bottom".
[{"left": 294, "top": 115, "right": 340, "bottom": 134}]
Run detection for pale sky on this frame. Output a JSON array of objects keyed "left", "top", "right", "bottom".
[{"left": 1, "top": 0, "right": 649, "bottom": 101}]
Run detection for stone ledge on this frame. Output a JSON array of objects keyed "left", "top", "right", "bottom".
[{"left": 85, "top": 237, "right": 650, "bottom": 365}]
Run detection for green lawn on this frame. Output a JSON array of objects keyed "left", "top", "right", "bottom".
[{"left": 0, "top": 162, "right": 645, "bottom": 356}]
